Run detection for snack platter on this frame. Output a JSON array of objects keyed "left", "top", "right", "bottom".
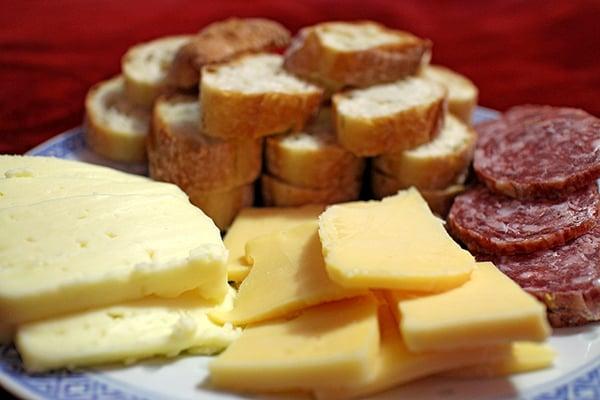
[
  {"left": 0, "top": 108, "right": 597, "bottom": 400},
  {"left": 3, "top": 18, "right": 600, "bottom": 400}
]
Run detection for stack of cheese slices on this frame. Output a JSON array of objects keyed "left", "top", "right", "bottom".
[
  {"left": 0, "top": 155, "right": 241, "bottom": 371},
  {"left": 84, "top": 18, "right": 479, "bottom": 229},
  {"left": 208, "top": 188, "right": 554, "bottom": 398}
]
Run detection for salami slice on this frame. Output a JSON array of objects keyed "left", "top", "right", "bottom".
[
  {"left": 477, "top": 223, "right": 600, "bottom": 327},
  {"left": 447, "top": 184, "right": 600, "bottom": 255},
  {"left": 474, "top": 106, "right": 600, "bottom": 199}
]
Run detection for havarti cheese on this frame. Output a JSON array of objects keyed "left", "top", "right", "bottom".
[
  {"left": 318, "top": 188, "right": 475, "bottom": 291},
  {"left": 389, "top": 262, "right": 551, "bottom": 352},
  {"left": 209, "top": 296, "right": 380, "bottom": 391},
  {"left": 212, "top": 222, "right": 365, "bottom": 325},
  {"left": 223, "top": 205, "right": 324, "bottom": 282},
  {"left": 0, "top": 193, "right": 228, "bottom": 324},
  {"left": 16, "top": 287, "right": 241, "bottom": 372}
]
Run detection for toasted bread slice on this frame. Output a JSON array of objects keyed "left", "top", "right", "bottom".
[
  {"left": 371, "top": 171, "right": 466, "bottom": 217},
  {"left": 284, "top": 21, "right": 431, "bottom": 91},
  {"left": 168, "top": 18, "right": 291, "bottom": 89},
  {"left": 122, "top": 35, "right": 192, "bottom": 107},
  {"left": 420, "top": 65, "right": 478, "bottom": 124},
  {"left": 261, "top": 174, "right": 361, "bottom": 207},
  {"left": 373, "top": 114, "right": 476, "bottom": 190},
  {"left": 148, "top": 95, "right": 262, "bottom": 192},
  {"left": 201, "top": 53, "right": 323, "bottom": 139},
  {"left": 84, "top": 75, "right": 151, "bottom": 163},
  {"left": 188, "top": 183, "right": 254, "bottom": 231},
  {"left": 265, "top": 108, "right": 365, "bottom": 189},
  {"left": 332, "top": 77, "right": 446, "bottom": 156}
]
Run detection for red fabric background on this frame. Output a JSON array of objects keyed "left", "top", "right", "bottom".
[{"left": 1, "top": 0, "right": 599, "bottom": 155}]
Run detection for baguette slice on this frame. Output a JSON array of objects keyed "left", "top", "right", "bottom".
[
  {"left": 284, "top": 21, "right": 431, "bottom": 91},
  {"left": 332, "top": 77, "right": 446, "bottom": 156},
  {"left": 122, "top": 35, "right": 193, "bottom": 107},
  {"left": 187, "top": 184, "right": 254, "bottom": 231},
  {"left": 373, "top": 114, "right": 476, "bottom": 190},
  {"left": 261, "top": 174, "right": 361, "bottom": 207},
  {"left": 84, "top": 75, "right": 151, "bottom": 163},
  {"left": 265, "top": 108, "right": 365, "bottom": 189},
  {"left": 201, "top": 53, "right": 323, "bottom": 139},
  {"left": 148, "top": 95, "right": 262, "bottom": 192},
  {"left": 168, "top": 18, "right": 291, "bottom": 89},
  {"left": 420, "top": 65, "right": 478, "bottom": 124},
  {"left": 371, "top": 171, "right": 466, "bottom": 217}
]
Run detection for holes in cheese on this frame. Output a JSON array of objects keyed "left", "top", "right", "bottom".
[
  {"left": 208, "top": 295, "right": 380, "bottom": 391},
  {"left": 212, "top": 221, "right": 365, "bottom": 325},
  {"left": 223, "top": 205, "right": 324, "bottom": 282},
  {"left": 16, "top": 287, "right": 241, "bottom": 372},
  {"left": 390, "top": 262, "right": 551, "bottom": 352},
  {"left": 318, "top": 188, "right": 475, "bottom": 291},
  {"left": 314, "top": 306, "right": 513, "bottom": 400},
  {"left": 440, "top": 342, "right": 555, "bottom": 378}
]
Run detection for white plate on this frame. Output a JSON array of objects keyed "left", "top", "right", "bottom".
[{"left": 2, "top": 107, "right": 599, "bottom": 400}]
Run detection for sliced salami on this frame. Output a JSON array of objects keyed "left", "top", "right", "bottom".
[
  {"left": 477, "top": 223, "right": 600, "bottom": 327},
  {"left": 448, "top": 184, "right": 600, "bottom": 255},
  {"left": 474, "top": 105, "right": 600, "bottom": 199}
]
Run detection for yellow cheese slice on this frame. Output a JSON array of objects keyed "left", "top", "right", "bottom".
[
  {"left": 0, "top": 324, "right": 13, "bottom": 345},
  {"left": 212, "top": 222, "right": 365, "bottom": 325},
  {"left": 315, "top": 307, "right": 512, "bottom": 400},
  {"left": 389, "top": 262, "right": 551, "bottom": 352},
  {"left": 440, "top": 342, "right": 555, "bottom": 378},
  {"left": 318, "top": 188, "right": 475, "bottom": 291},
  {"left": 0, "top": 193, "right": 228, "bottom": 324},
  {"left": 209, "top": 296, "right": 380, "bottom": 392},
  {"left": 224, "top": 205, "right": 324, "bottom": 282},
  {"left": 0, "top": 155, "right": 147, "bottom": 182},
  {"left": 16, "top": 287, "right": 241, "bottom": 372}
]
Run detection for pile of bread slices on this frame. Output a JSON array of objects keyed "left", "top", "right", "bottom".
[{"left": 85, "top": 18, "right": 478, "bottom": 230}]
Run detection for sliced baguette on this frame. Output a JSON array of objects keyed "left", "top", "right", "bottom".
[
  {"left": 200, "top": 53, "right": 323, "bottom": 139},
  {"left": 332, "top": 77, "right": 446, "bottom": 156},
  {"left": 122, "top": 35, "right": 193, "bottom": 107},
  {"left": 148, "top": 95, "right": 262, "bottom": 192},
  {"left": 261, "top": 174, "right": 361, "bottom": 207},
  {"left": 284, "top": 21, "right": 431, "bottom": 91},
  {"left": 419, "top": 65, "right": 478, "bottom": 124},
  {"left": 84, "top": 75, "right": 151, "bottom": 163},
  {"left": 188, "top": 183, "right": 254, "bottom": 231},
  {"left": 265, "top": 107, "right": 365, "bottom": 189},
  {"left": 373, "top": 114, "right": 476, "bottom": 190},
  {"left": 168, "top": 18, "right": 291, "bottom": 89},
  {"left": 371, "top": 170, "right": 466, "bottom": 217}
]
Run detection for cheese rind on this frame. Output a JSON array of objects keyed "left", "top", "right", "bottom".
[
  {"left": 223, "top": 205, "right": 324, "bottom": 281},
  {"left": 16, "top": 287, "right": 241, "bottom": 372},
  {"left": 212, "top": 222, "right": 365, "bottom": 325},
  {"left": 391, "top": 262, "right": 551, "bottom": 352},
  {"left": 318, "top": 188, "right": 475, "bottom": 291},
  {"left": 440, "top": 342, "right": 555, "bottom": 378},
  {"left": 209, "top": 296, "right": 380, "bottom": 391},
  {"left": 0, "top": 193, "right": 228, "bottom": 324},
  {"left": 315, "top": 307, "right": 512, "bottom": 400}
]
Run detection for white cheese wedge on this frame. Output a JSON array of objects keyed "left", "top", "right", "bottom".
[
  {"left": 0, "top": 193, "right": 228, "bottom": 324},
  {"left": 16, "top": 287, "right": 241, "bottom": 372}
]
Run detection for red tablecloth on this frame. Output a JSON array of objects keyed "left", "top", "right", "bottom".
[{"left": 1, "top": 0, "right": 599, "bottom": 155}]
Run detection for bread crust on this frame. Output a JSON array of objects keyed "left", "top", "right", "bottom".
[
  {"left": 147, "top": 95, "right": 262, "bottom": 191},
  {"left": 261, "top": 174, "right": 361, "bottom": 207},
  {"left": 84, "top": 76, "right": 150, "bottom": 163},
  {"left": 201, "top": 59, "right": 323, "bottom": 139},
  {"left": 333, "top": 86, "right": 446, "bottom": 157},
  {"left": 168, "top": 18, "right": 291, "bottom": 89},
  {"left": 373, "top": 115, "right": 476, "bottom": 190},
  {"left": 187, "top": 183, "right": 254, "bottom": 231},
  {"left": 284, "top": 21, "right": 431, "bottom": 90}
]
